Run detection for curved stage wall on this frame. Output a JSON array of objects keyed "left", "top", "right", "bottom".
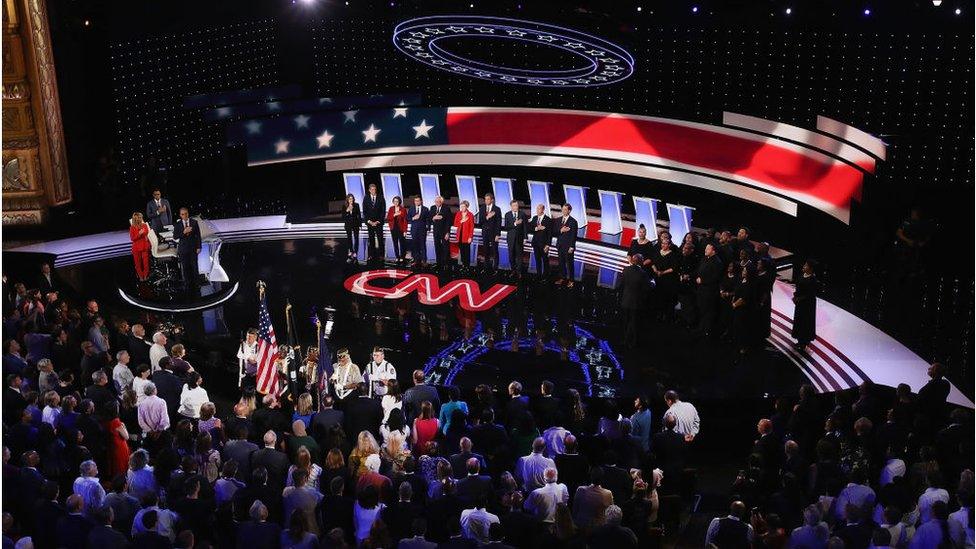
[
  {"left": 13, "top": 215, "right": 971, "bottom": 408},
  {"left": 239, "top": 107, "right": 885, "bottom": 224}
]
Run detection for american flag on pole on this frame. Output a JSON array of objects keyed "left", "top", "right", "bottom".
[{"left": 255, "top": 293, "right": 281, "bottom": 395}]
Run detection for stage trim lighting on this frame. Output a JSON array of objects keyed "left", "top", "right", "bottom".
[{"left": 392, "top": 15, "right": 635, "bottom": 87}]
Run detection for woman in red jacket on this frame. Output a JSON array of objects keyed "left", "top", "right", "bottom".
[
  {"left": 386, "top": 196, "right": 408, "bottom": 262},
  {"left": 130, "top": 212, "right": 151, "bottom": 281},
  {"left": 453, "top": 200, "right": 475, "bottom": 267}
]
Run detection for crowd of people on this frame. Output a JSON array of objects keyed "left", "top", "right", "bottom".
[{"left": 706, "top": 368, "right": 973, "bottom": 548}]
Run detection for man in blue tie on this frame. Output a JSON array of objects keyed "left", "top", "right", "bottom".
[
  {"left": 408, "top": 195, "right": 429, "bottom": 267},
  {"left": 362, "top": 183, "right": 386, "bottom": 262},
  {"left": 555, "top": 203, "right": 579, "bottom": 288}
]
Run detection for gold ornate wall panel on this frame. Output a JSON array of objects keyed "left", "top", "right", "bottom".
[{"left": 2, "top": 0, "right": 71, "bottom": 226}]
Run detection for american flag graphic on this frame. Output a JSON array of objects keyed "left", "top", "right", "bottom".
[{"left": 255, "top": 295, "right": 281, "bottom": 395}]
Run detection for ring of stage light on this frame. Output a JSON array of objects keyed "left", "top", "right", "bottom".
[{"left": 393, "top": 16, "right": 635, "bottom": 87}]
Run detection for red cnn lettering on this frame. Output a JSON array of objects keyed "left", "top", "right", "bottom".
[{"left": 344, "top": 269, "right": 516, "bottom": 312}]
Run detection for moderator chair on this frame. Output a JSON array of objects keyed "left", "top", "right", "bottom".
[{"left": 147, "top": 226, "right": 180, "bottom": 290}]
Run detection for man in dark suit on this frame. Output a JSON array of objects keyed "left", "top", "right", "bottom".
[
  {"left": 236, "top": 500, "right": 281, "bottom": 549},
  {"left": 554, "top": 435, "right": 589, "bottom": 500},
  {"left": 127, "top": 324, "right": 152, "bottom": 368},
  {"left": 620, "top": 254, "right": 652, "bottom": 348},
  {"left": 651, "top": 415, "right": 687, "bottom": 495},
  {"left": 317, "top": 476, "right": 355, "bottom": 544},
  {"left": 222, "top": 426, "right": 258, "bottom": 484},
  {"left": 362, "top": 183, "right": 386, "bottom": 261},
  {"left": 752, "top": 419, "right": 781, "bottom": 472},
  {"left": 310, "top": 395, "right": 344, "bottom": 445},
  {"left": 381, "top": 482, "right": 425, "bottom": 543},
  {"left": 56, "top": 494, "right": 95, "bottom": 549},
  {"left": 250, "top": 430, "right": 291, "bottom": 495},
  {"left": 529, "top": 203, "right": 552, "bottom": 277},
  {"left": 695, "top": 243, "right": 724, "bottom": 337},
  {"left": 600, "top": 451, "right": 632, "bottom": 504},
  {"left": 3, "top": 373, "right": 26, "bottom": 425},
  {"left": 36, "top": 262, "right": 59, "bottom": 294},
  {"left": 232, "top": 468, "right": 280, "bottom": 524},
  {"left": 533, "top": 380, "right": 562, "bottom": 429},
  {"left": 555, "top": 203, "right": 579, "bottom": 287},
  {"left": 86, "top": 506, "right": 129, "bottom": 549},
  {"left": 145, "top": 188, "right": 173, "bottom": 233},
  {"left": 402, "top": 369, "right": 440, "bottom": 423},
  {"left": 479, "top": 193, "right": 502, "bottom": 270},
  {"left": 504, "top": 382, "right": 531, "bottom": 428},
  {"left": 408, "top": 195, "right": 430, "bottom": 266},
  {"left": 429, "top": 196, "right": 452, "bottom": 267},
  {"left": 151, "top": 358, "right": 183, "bottom": 419},
  {"left": 34, "top": 481, "right": 66, "bottom": 549},
  {"left": 503, "top": 200, "right": 528, "bottom": 276},
  {"left": 456, "top": 457, "right": 493, "bottom": 507},
  {"left": 449, "top": 437, "right": 487, "bottom": 479},
  {"left": 345, "top": 382, "right": 384, "bottom": 441},
  {"left": 917, "top": 362, "right": 950, "bottom": 426},
  {"left": 173, "top": 207, "right": 201, "bottom": 290}
]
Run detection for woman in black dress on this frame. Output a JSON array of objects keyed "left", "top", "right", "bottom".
[
  {"left": 628, "top": 224, "right": 655, "bottom": 273},
  {"left": 754, "top": 255, "right": 775, "bottom": 344},
  {"left": 342, "top": 193, "right": 362, "bottom": 261},
  {"left": 677, "top": 242, "right": 699, "bottom": 327},
  {"left": 732, "top": 265, "right": 755, "bottom": 354},
  {"left": 792, "top": 260, "right": 818, "bottom": 349},
  {"left": 652, "top": 232, "right": 680, "bottom": 318}
]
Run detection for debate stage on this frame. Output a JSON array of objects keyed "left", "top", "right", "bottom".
[{"left": 12, "top": 215, "right": 972, "bottom": 408}]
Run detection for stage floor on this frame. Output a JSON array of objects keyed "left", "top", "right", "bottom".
[{"left": 16, "top": 215, "right": 972, "bottom": 407}]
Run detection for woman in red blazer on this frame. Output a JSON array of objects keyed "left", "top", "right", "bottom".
[
  {"left": 386, "top": 196, "right": 408, "bottom": 262},
  {"left": 130, "top": 212, "right": 151, "bottom": 281},
  {"left": 453, "top": 200, "right": 475, "bottom": 267}
]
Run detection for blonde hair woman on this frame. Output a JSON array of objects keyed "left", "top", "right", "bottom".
[
  {"left": 293, "top": 393, "right": 314, "bottom": 429},
  {"left": 348, "top": 430, "right": 380, "bottom": 478},
  {"left": 381, "top": 430, "right": 411, "bottom": 475},
  {"left": 130, "top": 211, "right": 151, "bottom": 281}
]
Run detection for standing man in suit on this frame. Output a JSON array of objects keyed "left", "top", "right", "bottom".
[
  {"left": 36, "top": 263, "right": 58, "bottom": 294},
  {"left": 529, "top": 204, "right": 552, "bottom": 278},
  {"left": 145, "top": 189, "right": 173, "bottom": 233},
  {"left": 362, "top": 183, "right": 386, "bottom": 262},
  {"left": 620, "top": 254, "right": 652, "bottom": 348},
  {"left": 173, "top": 207, "right": 201, "bottom": 290},
  {"left": 408, "top": 195, "right": 429, "bottom": 267},
  {"left": 429, "top": 196, "right": 452, "bottom": 268},
  {"left": 479, "top": 193, "right": 502, "bottom": 270},
  {"left": 503, "top": 200, "right": 528, "bottom": 276},
  {"left": 555, "top": 203, "right": 579, "bottom": 288}
]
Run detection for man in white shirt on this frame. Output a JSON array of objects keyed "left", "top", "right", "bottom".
[
  {"left": 525, "top": 467, "right": 569, "bottom": 523},
  {"left": 132, "top": 493, "right": 179, "bottom": 542},
  {"left": 515, "top": 438, "right": 556, "bottom": 491},
  {"left": 149, "top": 332, "right": 168, "bottom": 372},
  {"left": 834, "top": 468, "right": 876, "bottom": 521},
  {"left": 460, "top": 496, "right": 500, "bottom": 544},
  {"left": 73, "top": 460, "right": 106, "bottom": 518},
  {"left": 112, "top": 350, "right": 134, "bottom": 391},
  {"left": 917, "top": 471, "right": 950, "bottom": 525},
  {"left": 948, "top": 489, "right": 974, "bottom": 549},
  {"left": 363, "top": 346, "right": 396, "bottom": 399},
  {"left": 663, "top": 390, "right": 700, "bottom": 442}
]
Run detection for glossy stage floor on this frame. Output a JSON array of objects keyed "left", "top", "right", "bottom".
[{"left": 13, "top": 215, "right": 971, "bottom": 408}]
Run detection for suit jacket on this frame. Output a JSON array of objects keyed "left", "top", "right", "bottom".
[
  {"left": 620, "top": 264, "right": 651, "bottom": 310},
  {"left": 554, "top": 453, "right": 589, "bottom": 496},
  {"left": 151, "top": 370, "right": 183, "bottom": 416},
  {"left": 533, "top": 395, "right": 562, "bottom": 429},
  {"left": 429, "top": 204, "right": 453, "bottom": 239},
  {"left": 650, "top": 429, "right": 686, "bottom": 480},
  {"left": 572, "top": 485, "right": 613, "bottom": 530},
  {"left": 345, "top": 396, "right": 384, "bottom": 441},
  {"left": 36, "top": 272, "right": 59, "bottom": 294},
  {"left": 403, "top": 384, "right": 440, "bottom": 423},
  {"left": 342, "top": 203, "right": 362, "bottom": 229},
  {"left": 503, "top": 210, "right": 528, "bottom": 244},
  {"left": 449, "top": 451, "right": 487, "bottom": 479},
  {"left": 222, "top": 439, "right": 258, "bottom": 483},
  {"left": 250, "top": 447, "right": 291, "bottom": 493},
  {"left": 529, "top": 215, "right": 552, "bottom": 248},
  {"left": 310, "top": 408, "right": 344, "bottom": 443},
  {"left": 235, "top": 520, "right": 281, "bottom": 549},
  {"left": 56, "top": 513, "right": 95, "bottom": 549},
  {"left": 555, "top": 215, "right": 579, "bottom": 251},
  {"left": 34, "top": 499, "right": 66, "bottom": 549},
  {"left": 146, "top": 198, "right": 173, "bottom": 230},
  {"left": 479, "top": 204, "right": 502, "bottom": 239},
  {"left": 696, "top": 255, "right": 724, "bottom": 293},
  {"left": 126, "top": 335, "right": 152, "bottom": 367},
  {"left": 456, "top": 474, "right": 493, "bottom": 506},
  {"left": 408, "top": 205, "right": 430, "bottom": 237},
  {"left": 173, "top": 217, "right": 201, "bottom": 256},
  {"left": 363, "top": 193, "right": 386, "bottom": 223},
  {"left": 601, "top": 465, "right": 633, "bottom": 503},
  {"left": 381, "top": 500, "right": 425, "bottom": 542},
  {"left": 86, "top": 524, "right": 129, "bottom": 549}
]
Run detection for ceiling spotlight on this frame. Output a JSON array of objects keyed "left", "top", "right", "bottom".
[
  {"left": 863, "top": 7, "right": 871, "bottom": 15},
  {"left": 692, "top": 5, "right": 699, "bottom": 13},
  {"left": 785, "top": 7, "right": 792, "bottom": 14},
  {"left": 83, "top": 19, "right": 90, "bottom": 26},
  {"left": 932, "top": 0, "right": 942, "bottom": 5},
  {"left": 955, "top": 7, "right": 961, "bottom": 13},
  {"left": 637, "top": 6, "right": 642, "bottom": 11}
]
